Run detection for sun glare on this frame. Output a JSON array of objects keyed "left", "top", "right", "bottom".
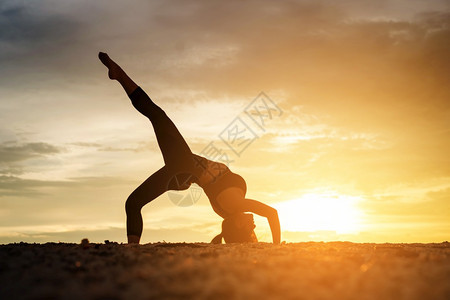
[{"left": 274, "top": 192, "right": 363, "bottom": 234}]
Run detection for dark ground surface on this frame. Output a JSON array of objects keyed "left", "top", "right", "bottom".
[{"left": 0, "top": 241, "right": 449, "bottom": 300}]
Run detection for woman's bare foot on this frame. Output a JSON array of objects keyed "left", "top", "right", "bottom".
[
  {"left": 127, "top": 235, "right": 140, "bottom": 244},
  {"left": 98, "top": 52, "right": 124, "bottom": 80},
  {"left": 98, "top": 51, "right": 139, "bottom": 95}
]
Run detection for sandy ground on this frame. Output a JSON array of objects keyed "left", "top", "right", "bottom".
[{"left": 0, "top": 241, "right": 449, "bottom": 300}]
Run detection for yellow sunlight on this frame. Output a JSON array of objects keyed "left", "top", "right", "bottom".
[{"left": 274, "top": 192, "right": 364, "bottom": 234}]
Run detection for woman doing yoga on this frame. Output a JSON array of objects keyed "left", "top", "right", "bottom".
[{"left": 98, "top": 52, "right": 280, "bottom": 244}]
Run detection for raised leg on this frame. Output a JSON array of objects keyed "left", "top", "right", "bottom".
[{"left": 98, "top": 52, "right": 204, "bottom": 179}]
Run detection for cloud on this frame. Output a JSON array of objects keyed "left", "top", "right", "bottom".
[
  {"left": 0, "top": 142, "right": 61, "bottom": 163},
  {"left": 1, "top": 0, "right": 449, "bottom": 110},
  {"left": 0, "top": 141, "right": 62, "bottom": 175},
  {"left": 358, "top": 187, "right": 450, "bottom": 229},
  {"left": 0, "top": 0, "right": 80, "bottom": 64},
  {"left": 0, "top": 175, "right": 133, "bottom": 197},
  {"left": 70, "top": 141, "right": 154, "bottom": 153},
  {"left": 69, "top": 142, "right": 103, "bottom": 148}
]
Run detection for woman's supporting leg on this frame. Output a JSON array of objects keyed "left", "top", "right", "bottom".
[
  {"left": 125, "top": 166, "right": 189, "bottom": 243},
  {"left": 125, "top": 167, "right": 169, "bottom": 243}
]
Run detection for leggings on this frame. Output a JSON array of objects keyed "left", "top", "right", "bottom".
[{"left": 125, "top": 87, "right": 205, "bottom": 237}]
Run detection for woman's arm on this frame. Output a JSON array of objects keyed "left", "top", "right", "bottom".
[
  {"left": 218, "top": 193, "right": 280, "bottom": 244},
  {"left": 243, "top": 198, "right": 281, "bottom": 244}
]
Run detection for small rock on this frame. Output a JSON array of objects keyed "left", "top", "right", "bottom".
[{"left": 81, "top": 238, "right": 90, "bottom": 249}]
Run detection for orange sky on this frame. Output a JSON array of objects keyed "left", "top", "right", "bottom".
[{"left": 0, "top": 0, "right": 449, "bottom": 243}]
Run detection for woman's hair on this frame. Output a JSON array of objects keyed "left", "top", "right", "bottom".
[{"left": 211, "top": 213, "right": 258, "bottom": 244}]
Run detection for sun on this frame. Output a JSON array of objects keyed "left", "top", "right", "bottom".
[{"left": 274, "top": 192, "right": 363, "bottom": 234}]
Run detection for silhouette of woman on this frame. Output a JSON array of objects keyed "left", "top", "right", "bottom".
[{"left": 99, "top": 52, "right": 280, "bottom": 244}]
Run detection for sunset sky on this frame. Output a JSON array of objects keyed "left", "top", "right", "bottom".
[{"left": 1, "top": 0, "right": 449, "bottom": 244}]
